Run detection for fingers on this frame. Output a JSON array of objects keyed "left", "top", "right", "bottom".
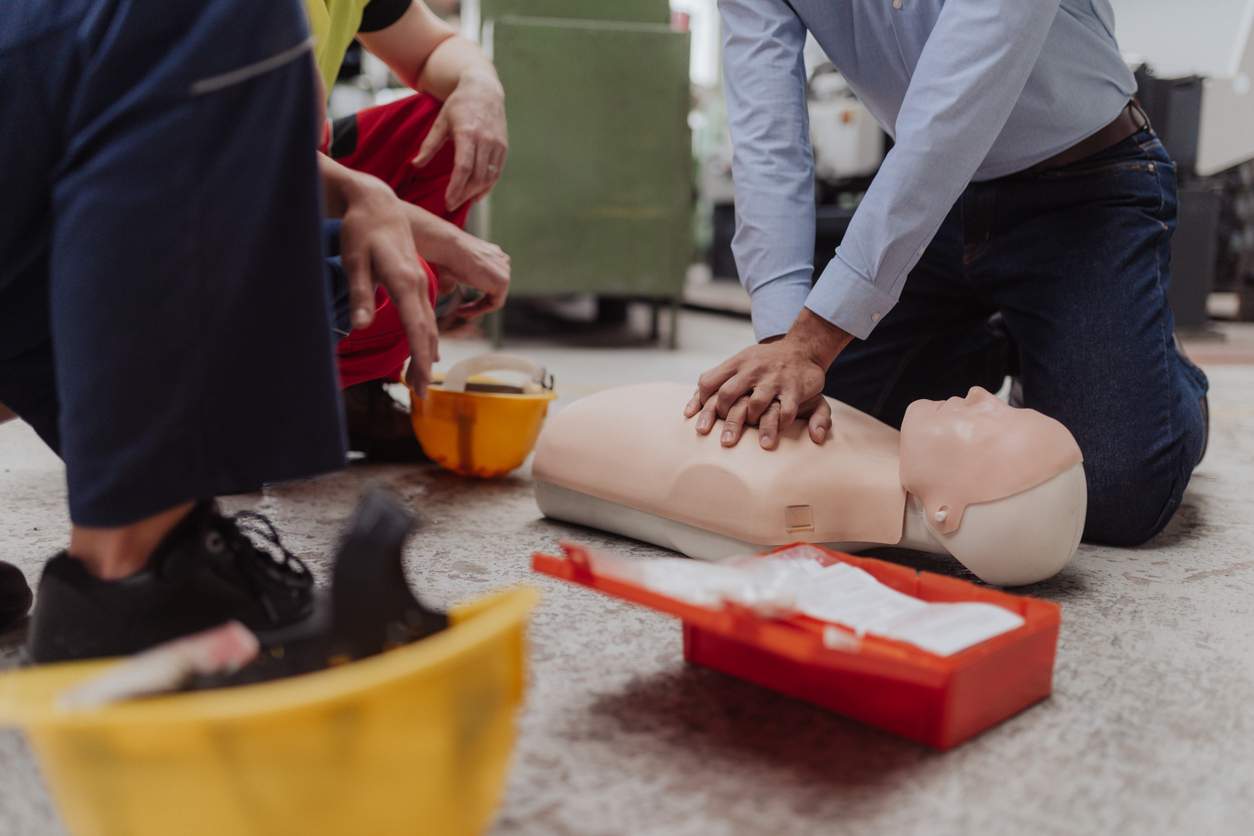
[
  {"left": 694, "top": 392, "right": 830, "bottom": 448},
  {"left": 412, "top": 110, "right": 450, "bottom": 169},
  {"left": 758, "top": 401, "right": 782, "bottom": 449},
  {"left": 436, "top": 269, "right": 457, "bottom": 295},
  {"left": 684, "top": 389, "right": 702, "bottom": 418},
  {"left": 391, "top": 276, "right": 439, "bottom": 399},
  {"left": 473, "top": 146, "right": 504, "bottom": 197},
  {"left": 687, "top": 359, "right": 746, "bottom": 423},
  {"left": 443, "top": 128, "right": 478, "bottom": 211},
  {"left": 808, "top": 398, "right": 832, "bottom": 444},
  {"left": 487, "top": 146, "right": 506, "bottom": 187},
  {"left": 335, "top": 170, "right": 443, "bottom": 395},
  {"left": 342, "top": 243, "right": 376, "bottom": 331},
  {"left": 685, "top": 339, "right": 834, "bottom": 446},
  {"left": 451, "top": 240, "right": 510, "bottom": 314},
  {"left": 453, "top": 290, "right": 503, "bottom": 319},
  {"left": 716, "top": 376, "right": 770, "bottom": 422},
  {"left": 445, "top": 134, "right": 509, "bottom": 210},
  {"left": 694, "top": 358, "right": 739, "bottom": 405},
  {"left": 694, "top": 393, "right": 720, "bottom": 435},
  {"left": 692, "top": 370, "right": 749, "bottom": 435},
  {"left": 685, "top": 348, "right": 776, "bottom": 426},
  {"left": 403, "top": 322, "right": 439, "bottom": 398},
  {"left": 720, "top": 395, "right": 752, "bottom": 447},
  {"left": 743, "top": 386, "right": 779, "bottom": 427},
  {"left": 464, "top": 146, "right": 506, "bottom": 205},
  {"left": 757, "top": 392, "right": 800, "bottom": 450},
  {"left": 373, "top": 254, "right": 437, "bottom": 397}
]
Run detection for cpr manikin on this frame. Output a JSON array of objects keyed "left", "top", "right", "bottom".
[{"left": 532, "top": 382, "right": 1086, "bottom": 587}]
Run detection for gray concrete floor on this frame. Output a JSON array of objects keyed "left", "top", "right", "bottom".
[{"left": 2, "top": 310, "right": 1252, "bottom": 835}]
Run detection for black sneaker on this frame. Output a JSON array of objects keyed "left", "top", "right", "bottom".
[
  {"left": 27, "top": 502, "right": 322, "bottom": 664},
  {"left": 0, "top": 561, "right": 32, "bottom": 633}
]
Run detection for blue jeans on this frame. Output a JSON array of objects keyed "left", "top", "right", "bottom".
[
  {"left": 0, "top": 0, "right": 345, "bottom": 527},
  {"left": 824, "top": 127, "right": 1208, "bottom": 546}
]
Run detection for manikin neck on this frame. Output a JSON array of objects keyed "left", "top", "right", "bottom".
[{"left": 897, "top": 492, "right": 948, "bottom": 555}]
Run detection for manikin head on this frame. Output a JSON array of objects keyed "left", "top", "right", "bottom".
[{"left": 899, "top": 387, "right": 1086, "bottom": 586}]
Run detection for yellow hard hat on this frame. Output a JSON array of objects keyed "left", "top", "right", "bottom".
[
  {"left": 411, "top": 353, "right": 558, "bottom": 478},
  {"left": 0, "top": 587, "right": 537, "bottom": 836}
]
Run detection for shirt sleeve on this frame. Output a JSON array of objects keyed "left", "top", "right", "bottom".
[
  {"left": 718, "top": 0, "right": 815, "bottom": 342},
  {"left": 807, "top": 0, "right": 1063, "bottom": 340},
  {"left": 359, "top": 0, "right": 411, "bottom": 33}
]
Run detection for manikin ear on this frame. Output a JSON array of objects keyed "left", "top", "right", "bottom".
[{"left": 927, "top": 462, "right": 1087, "bottom": 587}]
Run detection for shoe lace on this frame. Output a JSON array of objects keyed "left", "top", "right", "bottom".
[{"left": 226, "top": 511, "right": 313, "bottom": 623}]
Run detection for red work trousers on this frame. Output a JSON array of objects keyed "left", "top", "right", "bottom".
[{"left": 325, "top": 94, "right": 472, "bottom": 388}]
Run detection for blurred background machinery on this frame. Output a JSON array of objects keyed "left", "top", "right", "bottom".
[
  {"left": 471, "top": 0, "right": 693, "bottom": 346},
  {"left": 1103, "top": 0, "right": 1254, "bottom": 327}
]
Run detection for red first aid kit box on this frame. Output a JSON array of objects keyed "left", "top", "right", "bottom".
[{"left": 532, "top": 542, "right": 1061, "bottom": 749}]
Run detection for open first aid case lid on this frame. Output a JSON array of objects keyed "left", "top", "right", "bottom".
[{"left": 532, "top": 543, "right": 1061, "bottom": 750}]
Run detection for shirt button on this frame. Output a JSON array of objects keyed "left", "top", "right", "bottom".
[
  {"left": 871, "top": 312, "right": 881, "bottom": 322},
  {"left": 892, "top": 0, "right": 903, "bottom": 8}
]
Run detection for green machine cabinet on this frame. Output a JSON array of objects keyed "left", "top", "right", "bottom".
[{"left": 477, "top": 1, "right": 693, "bottom": 345}]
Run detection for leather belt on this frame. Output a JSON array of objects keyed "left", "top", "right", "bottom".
[{"left": 1029, "top": 101, "right": 1148, "bottom": 174}]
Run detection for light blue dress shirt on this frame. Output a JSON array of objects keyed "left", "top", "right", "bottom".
[{"left": 720, "top": 0, "right": 1138, "bottom": 341}]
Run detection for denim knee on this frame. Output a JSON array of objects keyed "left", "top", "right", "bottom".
[{"left": 1081, "top": 414, "right": 1204, "bottom": 546}]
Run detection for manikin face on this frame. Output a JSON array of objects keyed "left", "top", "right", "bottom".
[{"left": 899, "top": 387, "right": 1083, "bottom": 535}]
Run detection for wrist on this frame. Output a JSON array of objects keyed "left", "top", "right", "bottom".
[
  {"left": 457, "top": 65, "right": 503, "bottom": 96},
  {"left": 786, "top": 308, "right": 853, "bottom": 370},
  {"left": 339, "top": 167, "right": 387, "bottom": 202},
  {"left": 322, "top": 157, "right": 385, "bottom": 214}
]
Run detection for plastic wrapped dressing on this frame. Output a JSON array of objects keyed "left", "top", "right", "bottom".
[{"left": 609, "top": 545, "right": 1026, "bottom": 657}]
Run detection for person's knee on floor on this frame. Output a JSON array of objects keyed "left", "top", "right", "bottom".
[{"left": 1078, "top": 381, "right": 1208, "bottom": 547}]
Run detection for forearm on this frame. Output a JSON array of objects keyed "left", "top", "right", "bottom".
[
  {"left": 416, "top": 35, "right": 501, "bottom": 103},
  {"left": 400, "top": 201, "right": 465, "bottom": 264}
]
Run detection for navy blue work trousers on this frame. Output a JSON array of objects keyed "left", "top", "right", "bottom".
[
  {"left": 824, "top": 127, "right": 1209, "bottom": 546},
  {"left": 0, "top": 0, "right": 346, "bottom": 527}
]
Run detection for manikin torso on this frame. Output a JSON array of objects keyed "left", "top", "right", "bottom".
[{"left": 533, "top": 382, "right": 1086, "bottom": 586}]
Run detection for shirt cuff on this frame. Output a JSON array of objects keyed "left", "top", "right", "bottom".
[
  {"left": 805, "top": 253, "right": 901, "bottom": 341},
  {"left": 747, "top": 276, "right": 811, "bottom": 343}
]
